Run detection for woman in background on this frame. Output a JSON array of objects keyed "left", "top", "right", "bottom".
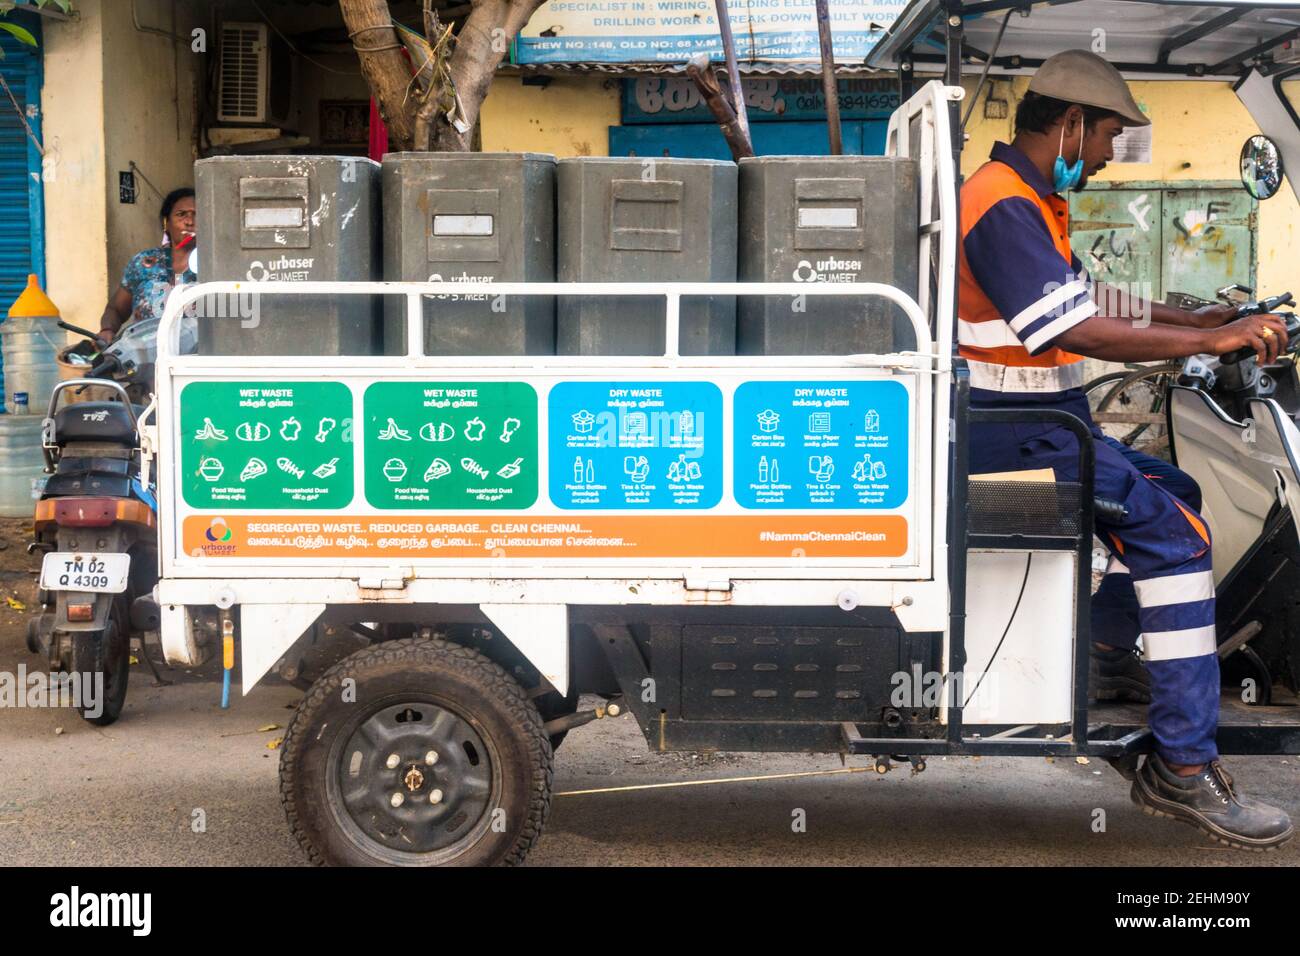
[{"left": 98, "top": 187, "right": 197, "bottom": 341}]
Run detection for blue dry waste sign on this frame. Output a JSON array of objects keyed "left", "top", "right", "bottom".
[
  {"left": 732, "top": 380, "right": 908, "bottom": 510},
  {"left": 548, "top": 381, "right": 722, "bottom": 509}
]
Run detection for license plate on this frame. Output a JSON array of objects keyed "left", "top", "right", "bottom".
[{"left": 40, "top": 552, "right": 131, "bottom": 594}]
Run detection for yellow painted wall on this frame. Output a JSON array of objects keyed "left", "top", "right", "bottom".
[
  {"left": 961, "top": 76, "right": 1300, "bottom": 298},
  {"left": 40, "top": 0, "right": 107, "bottom": 330},
  {"left": 99, "top": 0, "right": 205, "bottom": 295},
  {"left": 480, "top": 75, "right": 620, "bottom": 157},
  {"left": 39, "top": 0, "right": 206, "bottom": 331}
]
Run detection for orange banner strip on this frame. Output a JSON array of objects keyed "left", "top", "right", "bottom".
[{"left": 182, "top": 514, "right": 909, "bottom": 560}]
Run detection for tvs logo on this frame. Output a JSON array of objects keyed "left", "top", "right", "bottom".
[{"left": 205, "top": 518, "right": 233, "bottom": 543}]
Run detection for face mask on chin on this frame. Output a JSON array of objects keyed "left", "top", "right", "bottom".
[{"left": 1053, "top": 119, "right": 1085, "bottom": 192}]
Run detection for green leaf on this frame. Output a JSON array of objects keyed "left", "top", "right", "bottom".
[{"left": 0, "top": 21, "right": 37, "bottom": 46}]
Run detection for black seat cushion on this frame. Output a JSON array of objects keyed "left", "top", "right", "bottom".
[{"left": 52, "top": 402, "right": 142, "bottom": 445}]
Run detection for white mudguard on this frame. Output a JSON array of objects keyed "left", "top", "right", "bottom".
[{"left": 1169, "top": 387, "right": 1300, "bottom": 583}]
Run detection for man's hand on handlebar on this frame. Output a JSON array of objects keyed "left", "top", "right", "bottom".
[{"left": 1206, "top": 312, "right": 1290, "bottom": 365}]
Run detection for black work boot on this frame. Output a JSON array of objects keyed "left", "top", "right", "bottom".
[
  {"left": 1131, "top": 753, "right": 1295, "bottom": 851},
  {"left": 1088, "top": 645, "right": 1151, "bottom": 704}
]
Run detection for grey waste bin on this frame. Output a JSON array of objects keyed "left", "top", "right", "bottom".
[
  {"left": 557, "top": 157, "right": 737, "bottom": 356},
  {"left": 195, "top": 155, "right": 382, "bottom": 356},
  {"left": 737, "top": 156, "right": 919, "bottom": 355},
  {"left": 383, "top": 152, "right": 555, "bottom": 355}
]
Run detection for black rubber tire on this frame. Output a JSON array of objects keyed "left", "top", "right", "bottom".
[
  {"left": 68, "top": 617, "right": 129, "bottom": 726},
  {"left": 280, "top": 637, "right": 553, "bottom": 867}
]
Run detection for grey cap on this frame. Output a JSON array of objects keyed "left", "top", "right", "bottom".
[{"left": 1027, "top": 49, "right": 1150, "bottom": 127}]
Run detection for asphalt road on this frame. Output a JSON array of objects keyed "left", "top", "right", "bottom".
[{"left": 0, "top": 527, "right": 1297, "bottom": 866}]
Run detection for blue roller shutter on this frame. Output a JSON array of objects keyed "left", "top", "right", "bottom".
[{"left": 0, "top": 12, "right": 45, "bottom": 311}]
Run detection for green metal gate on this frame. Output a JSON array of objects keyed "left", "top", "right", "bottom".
[{"left": 1069, "top": 181, "right": 1256, "bottom": 303}]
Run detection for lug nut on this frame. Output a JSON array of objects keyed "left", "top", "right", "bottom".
[
  {"left": 429, "top": 788, "right": 443, "bottom": 805},
  {"left": 390, "top": 792, "right": 404, "bottom": 807},
  {"left": 425, "top": 750, "right": 439, "bottom": 765},
  {"left": 385, "top": 753, "right": 400, "bottom": 769}
]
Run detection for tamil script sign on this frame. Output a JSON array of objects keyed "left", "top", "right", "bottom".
[{"left": 516, "top": 0, "right": 910, "bottom": 65}]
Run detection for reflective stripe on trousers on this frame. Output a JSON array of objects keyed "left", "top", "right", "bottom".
[{"left": 969, "top": 417, "right": 1220, "bottom": 766}]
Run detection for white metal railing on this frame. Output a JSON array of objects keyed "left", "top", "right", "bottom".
[{"left": 157, "top": 280, "right": 933, "bottom": 370}]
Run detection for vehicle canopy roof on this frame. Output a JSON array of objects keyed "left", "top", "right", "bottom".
[{"left": 866, "top": 1, "right": 1300, "bottom": 79}]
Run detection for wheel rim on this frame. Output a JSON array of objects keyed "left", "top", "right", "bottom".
[{"left": 326, "top": 697, "right": 499, "bottom": 862}]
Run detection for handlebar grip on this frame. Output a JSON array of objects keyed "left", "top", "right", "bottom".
[
  {"left": 58, "top": 320, "right": 108, "bottom": 349},
  {"left": 87, "top": 356, "right": 119, "bottom": 378},
  {"left": 1219, "top": 293, "right": 1296, "bottom": 364}
]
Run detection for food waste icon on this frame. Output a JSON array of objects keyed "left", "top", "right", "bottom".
[
  {"left": 383, "top": 458, "right": 407, "bottom": 482},
  {"left": 198, "top": 457, "right": 225, "bottom": 482},
  {"left": 236, "top": 421, "right": 270, "bottom": 442},
  {"left": 240, "top": 457, "right": 268, "bottom": 481},
  {"left": 424, "top": 458, "right": 451, "bottom": 481},
  {"left": 194, "top": 418, "right": 228, "bottom": 441},
  {"left": 419, "top": 421, "right": 455, "bottom": 443},
  {"left": 378, "top": 419, "right": 412, "bottom": 441}
]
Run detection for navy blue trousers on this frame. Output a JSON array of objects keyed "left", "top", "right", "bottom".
[{"left": 970, "top": 411, "right": 1220, "bottom": 765}]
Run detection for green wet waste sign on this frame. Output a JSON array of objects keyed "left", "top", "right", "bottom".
[
  {"left": 363, "top": 381, "right": 539, "bottom": 510},
  {"left": 181, "top": 381, "right": 355, "bottom": 509}
]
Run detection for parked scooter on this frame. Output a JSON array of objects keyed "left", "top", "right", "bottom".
[
  {"left": 24, "top": 319, "right": 177, "bottom": 725},
  {"left": 1166, "top": 288, "right": 1300, "bottom": 701}
]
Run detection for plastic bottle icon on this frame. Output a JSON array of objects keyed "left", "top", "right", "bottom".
[
  {"left": 573, "top": 456, "right": 584, "bottom": 483},
  {"left": 758, "top": 456, "right": 769, "bottom": 483},
  {"left": 771, "top": 459, "right": 780, "bottom": 483},
  {"left": 585, "top": 460, "right": 595, "bottom": 483}
]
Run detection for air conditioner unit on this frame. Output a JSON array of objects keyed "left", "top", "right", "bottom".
[{"left": 217, "top": 21, "right": 294, "bottom": 126}]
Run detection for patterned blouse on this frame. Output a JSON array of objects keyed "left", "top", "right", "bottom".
[{"left": 120, "top": 246, "right": 197, "bottom": 326}]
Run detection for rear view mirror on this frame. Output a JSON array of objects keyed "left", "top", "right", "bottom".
[{"left": 1241, "top": 135, "right": 1285, "bottom": 200}]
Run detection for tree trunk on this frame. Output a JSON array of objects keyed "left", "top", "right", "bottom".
[
  {"left": 341, "top": 0, "right": 549, "bottom": 152},
  {"left": 338, "top": 0, "right": 416, "bottom": 149}
]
